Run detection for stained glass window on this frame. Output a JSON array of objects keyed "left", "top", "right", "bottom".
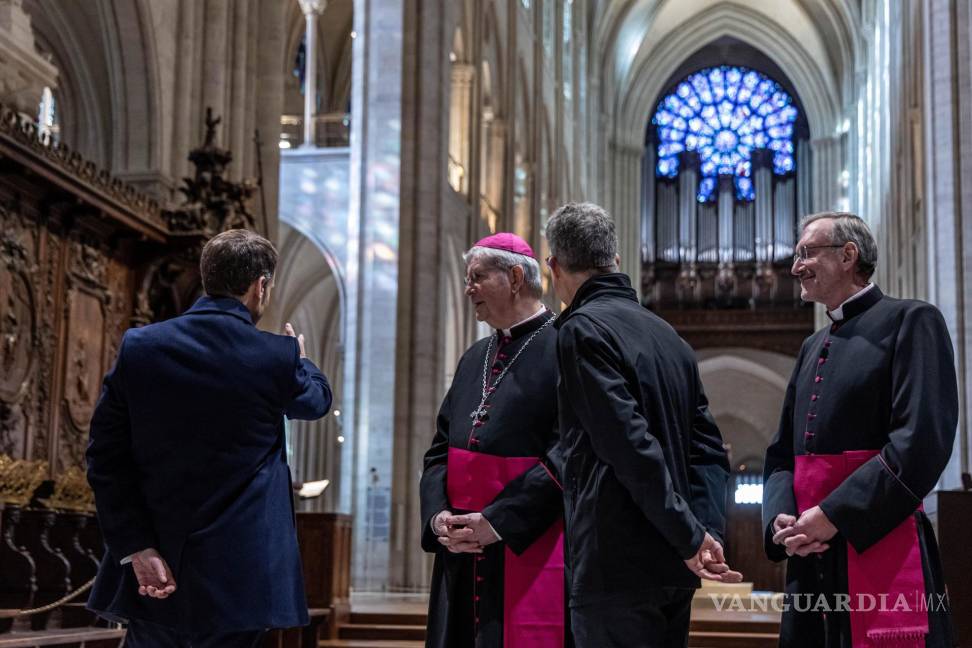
[{"left": 652, "top": 66, "right": 798, "bottom": 202}]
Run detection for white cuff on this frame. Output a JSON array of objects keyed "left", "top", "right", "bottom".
[{"left": 120, "top": 553, "right": 136, "bottom": 565}]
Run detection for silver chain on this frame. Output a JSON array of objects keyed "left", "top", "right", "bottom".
[{"left": 470, "top": 315, "right": 554, "bottom": 422}]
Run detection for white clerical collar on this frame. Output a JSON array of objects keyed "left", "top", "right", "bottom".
[
  {"left": 827, "top": 283, "right": 875, "bottom": 321},
  {"left": 501, "top": 306, "right": 546, "bottom": 337}
]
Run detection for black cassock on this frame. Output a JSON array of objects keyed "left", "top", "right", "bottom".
[
  {"left": 420, "top": 311, "right": 563, "bottom": 648},
  {"left": 763, "top": 286, "right": 957, "bottom": 648}
]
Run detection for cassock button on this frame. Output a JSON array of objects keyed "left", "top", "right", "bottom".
[
  {"left": 811, "top": 394, "right": 818, "bottom": 401},
  {"left": 498, "top": 353, "right": 508, "bottom": 360},
  {"left": 818, "top": 358, "right": 826, "bottom": 366},
  {"left": 501, "top": 336, "right": 512, "bottom": 345},
  {"left": 475, "top": 596, "right": 481, "bottom": 602},
  {"left": 491, "top": 367, "right": 501, "bottom": 375},
  {"left": 807, "top": 413, "right": 816, "bottom": 420},
  {"left": 815, "top": 376, "right": 823, "bottom": 383},
  {"left": 824, "top": 340, "right": 832, "bottom": 348},
  {"left": 477, "top": 576, "right": 485, "bottom": 582}
]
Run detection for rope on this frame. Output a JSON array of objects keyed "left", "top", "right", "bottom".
[{"left": 0, "top": 577, "right": 95, "bottom": 619}]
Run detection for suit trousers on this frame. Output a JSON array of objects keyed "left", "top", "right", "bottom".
[
  {"left": 570, "top": 587, "right": 695, "bottom": 648},
  {"left": 124, "top": 619, "right": 266, "bottom": 648}
]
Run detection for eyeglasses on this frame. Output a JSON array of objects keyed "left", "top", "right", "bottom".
[{"left": 793, "top": 244, "right": 844, "bottom": 263}]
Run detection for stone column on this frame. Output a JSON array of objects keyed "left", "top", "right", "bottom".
[
  {"left": 641, "top": 146, "right": 655, "bottom": 265},
  {"left": 810, "top": 135, "right": 841, "bottom": 212},
  {"left": 923, "top": 0, "right": 972, "bottom": 488},
  {"left": 346, "top": 0, "right": 405, "bottom": 590},
  {"left": 448, "top": 63, "right": 475, "bottom": 193},
  {"left": 298, "top": 0, "right": 326, "bottom": 147},
  {"left": 482, "top": 117, "right": 507, "bottom": 230},
  {"left": 610, "top": 140, "right": 643, "bottom": 289}
]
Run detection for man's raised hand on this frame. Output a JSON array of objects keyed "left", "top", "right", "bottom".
[
  {"left": 284, "top": 322, "right": 306, "bottom": 358},
  {"left": 131, "top": 548, "right": 176, "bottom": 599}
]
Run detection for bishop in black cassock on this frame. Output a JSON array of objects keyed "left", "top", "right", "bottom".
[
  {"left": 763, "top": 213, "right": 956, "bottom": 648},
  {"left": 420, "top": 233, "right": 564, "bottom": 648}
]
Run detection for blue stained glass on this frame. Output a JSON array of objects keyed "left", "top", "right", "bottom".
[
  {"left": 652, "top": 65, "right": 799, "bottom": 201},
  {"left": 736, "top": 176, "right": 754, "bottom": 201},
  {"left": 657, "top": 157, "right": 678, "bottom": 177},
  {"left": 698, "top": 177, "right": 717, "bottom": 202}
]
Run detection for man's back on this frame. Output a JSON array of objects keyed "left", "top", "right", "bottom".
[
  {"left": 556, "top": 273, "right": 729, "bottom": 600},
  {"left": 86, "top": 296, "right": 331, "bottom": 634}
]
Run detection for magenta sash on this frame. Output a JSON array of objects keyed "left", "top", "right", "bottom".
[
  {"left": 447, "top": 447, "right": 564, "bottom": 648},
  {"left": 794, "top": 450, "right": 928, "bottom": 647}
]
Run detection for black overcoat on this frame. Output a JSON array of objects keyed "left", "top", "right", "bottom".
[
  {"left": 553, "top": 274, "right": 730, "bottom": 609},
  {"left": 762, "top": 286, "right": 957, "bottom": 647}
]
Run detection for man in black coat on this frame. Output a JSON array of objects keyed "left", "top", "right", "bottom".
[
  {"left": 763, "top": 212, "right": 956, "bottom": 647},
  {"left": 86, "top": 229, "right": 332, "bottom": 647},
  {"left": 545, "top": 202, "right": 741, "bottom": 648}
]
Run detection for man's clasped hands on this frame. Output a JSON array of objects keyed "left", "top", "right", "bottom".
[
  {"left": 771, "top": 505, "right": 839, "bottom": 557},
  {"left": 434, "top": 509, "right": 744, "bottom": 583}
]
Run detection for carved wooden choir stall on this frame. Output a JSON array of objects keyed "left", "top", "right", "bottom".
[{"left": 0, "top": 104, "right": 349, "bottom": 648}]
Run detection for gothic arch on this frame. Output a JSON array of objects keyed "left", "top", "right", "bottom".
[
  {"left": 24, "top": 0, "right": 162, "bottom": 182},
  {"left": 697, "top": 348, "right": 795, "bottom": 470},
  {"left": 617, "top": 2, "right": 842, "bottom": 144}
]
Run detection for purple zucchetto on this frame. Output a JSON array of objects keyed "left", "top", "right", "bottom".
[{"left": 473, "top": 233, "right": 536, "bottom": 259}]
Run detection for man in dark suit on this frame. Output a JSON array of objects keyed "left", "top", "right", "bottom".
[
  {"left": 86, "top": 229, "right": 332, "bottom": 647},
  {"left": 545, "top": 202, "right": 741, "bottom": 648}
]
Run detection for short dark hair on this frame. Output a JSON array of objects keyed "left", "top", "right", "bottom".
[
  {"left": 799, "top": 211, "right": 877, "bottom": 280},
  {"left": 200, "top": 229, "right": 278, "bottom": 297},
  {"left": 545, "top": 202, "right": 618, "bottom": 273}
]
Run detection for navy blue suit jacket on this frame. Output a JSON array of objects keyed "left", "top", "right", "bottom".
[{"left": 85, "top": 296, "right": 331, "bottom": 633}]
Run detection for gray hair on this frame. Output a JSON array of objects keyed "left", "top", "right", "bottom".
[
  {"left": 462, "top": 245, "right": 543, "bottom": 298},
  {"left": 799, "top": 211, "right": 877, "bottom": 280},
  {"left": 545, "top": 202, "right": 618, "bottom": 273}
]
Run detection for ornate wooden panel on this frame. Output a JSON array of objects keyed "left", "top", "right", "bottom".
[
  {"left": 0, "top": 103, "right": 165, "bottom": 478},
  {"left": 0, "top": 103, "right": 259, "bottom": 484}
]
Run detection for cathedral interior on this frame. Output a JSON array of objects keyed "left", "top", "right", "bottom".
[{"left": 1, "top": 0, "right": 971, "bottom": 645}]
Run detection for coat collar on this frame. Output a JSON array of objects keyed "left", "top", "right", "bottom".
[
  {"left": 827, "top": 284, "right": 883, "bottom": 325},
  {"left": 554, "top": 273, "right": 638, "bottom": 329},
  {"left": 185, "top": 295, "right": 254, "bottom": 325},
  {"left": 496, "top": 308, "right": 554, "bottom": 341}
]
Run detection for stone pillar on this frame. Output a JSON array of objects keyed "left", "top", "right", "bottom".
[
  {"left": 923, "top": 0, "right": 972, "bottom": 488},
  {"left": 610, "top": 140, "right": 642, "bottom": 289},
  {"left": 298, "top": 0, "right": 326, "bottom": 147},
  {"left": 641, "top": 146, "right": 655, "bottom": 265},
  {"left": 448, "top": 63, "right": 475, "bottom": 193},
  {"left": 346, "top": 0, "right": 405, "bottom": 590},
  {"left": 0, "top": 0, "right": 57, "bottom": 118},
  {"left": 796, "top": 138, "right": 811, "bottom": 219},
  {"left": 482, "top": 117, "right": 507, "bottom": 230},
  {"left": 810, "top": 135, "right": 841, "bottom": 212}
]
